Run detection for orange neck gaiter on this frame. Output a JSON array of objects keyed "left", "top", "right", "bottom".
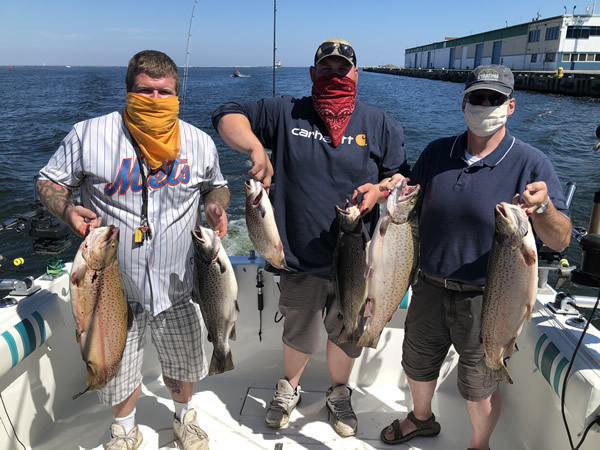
[{"left": 123, "top": 93, "right": 181, "bottom": 170}]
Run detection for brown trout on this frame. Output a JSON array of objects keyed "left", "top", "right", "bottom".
[
  {"left": 244, "top": 179, "right": 288, "bottom": 270},
  {"left": 333, "top": 203, "right": 369, "bottom": 344},
  {"left": 358, "top": 180, "right": 420, "bottom": 349},
  {"left": 191, "top": 226, "right": 239, "bottom": 375},
  {"left": 69, "top": 225, "right": 132, "bottom": 399},
  {"left": 477, "top": 202, "right": 538, "bottom": 384}
]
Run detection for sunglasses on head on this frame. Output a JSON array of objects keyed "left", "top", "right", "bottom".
[
  {"left": 467, "top": 92, "right": 509, "bottom": 107},
  {"left": 316, "top": 42, "right": 356, "bottom": 65}
]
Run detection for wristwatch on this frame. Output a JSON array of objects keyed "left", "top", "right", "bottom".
[{"left": 535, "top": 197, "right": 550, "bottom": 214}]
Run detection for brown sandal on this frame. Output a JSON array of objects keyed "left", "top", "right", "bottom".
[{"left": 380, "top": 411, "right": 441, "bottom": 445}]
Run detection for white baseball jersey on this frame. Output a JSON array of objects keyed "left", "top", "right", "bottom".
[{"left": 39, "top": 111, "right": 228, "bottom": 315}]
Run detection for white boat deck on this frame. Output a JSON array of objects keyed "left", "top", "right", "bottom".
[
  {"left": 2, "top": 258, "right": 599, "bottom": 449},
  {"left": 39, "top": 340, "right": 521, "bottom": 450}
]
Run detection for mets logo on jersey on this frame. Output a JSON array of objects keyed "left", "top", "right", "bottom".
[{"left": 104, "top": 156, "right": 190, "bottom": 195}]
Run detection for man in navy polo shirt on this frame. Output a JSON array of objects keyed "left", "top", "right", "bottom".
[
  {"left": 380, "top": 65, "right": 572, "bottom": 449},
  {"left": 213, "top": 38, "right": 409, "bottom": 437}
]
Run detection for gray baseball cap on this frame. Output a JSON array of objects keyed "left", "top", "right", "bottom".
[{"left": 463, "top": 65, "right": 514, "bottom": 96}]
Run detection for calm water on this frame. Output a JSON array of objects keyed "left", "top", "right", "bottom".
[{"left": 1, "top": 66, "right": 599, "bottom": 320}]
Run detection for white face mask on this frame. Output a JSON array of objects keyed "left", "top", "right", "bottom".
[{"left": 464, "top": 103, "right": 509, "bottom": 137}]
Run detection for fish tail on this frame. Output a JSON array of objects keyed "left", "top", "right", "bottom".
[
  {"left": 208, "top": 348, "right": 234, "bottom": 376},
  {"left": 476, "top": 356, "right": 513, "bottom": 384}
]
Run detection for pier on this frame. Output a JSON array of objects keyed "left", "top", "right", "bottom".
[{"left": 363, "top": 67, "right": 600, "bottom": 98}]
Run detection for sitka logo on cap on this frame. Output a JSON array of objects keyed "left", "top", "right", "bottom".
[{"left": 477, "top": 69, "right": 500, "bottom": 81}]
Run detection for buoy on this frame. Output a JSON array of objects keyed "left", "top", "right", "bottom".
[{"left": 13, "top": 257, "right": 24, "bottom": 266}]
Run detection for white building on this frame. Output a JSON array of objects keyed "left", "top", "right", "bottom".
[{"left": 405, "top": 14, "right": 600, "bottom": 71}]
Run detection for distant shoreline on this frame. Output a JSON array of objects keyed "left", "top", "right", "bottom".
[{"left": 1, "top": 65, "right": 301, "bottom": 69}]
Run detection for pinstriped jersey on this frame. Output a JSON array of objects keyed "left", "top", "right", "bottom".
[{"left": 39, "top": 111, "right": 228, "bottom": 315}]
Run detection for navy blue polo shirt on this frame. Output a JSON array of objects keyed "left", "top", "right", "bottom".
[
  {"left": 411, "top": 130, "right": 568, "bottom": 285},
  {"left": 213, "top": 95, "right": 409, "bottom": 278}
]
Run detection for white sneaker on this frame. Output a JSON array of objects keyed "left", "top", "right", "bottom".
[
  {"left": 265, "top": 378, "right": 302, "bottom": 428},
  {"left": 326, "top": 385, "right": 357, "bottom": 437},
  {"left": 173, "top": 409, "right": 209, "bottom": 450},
  {"left": 106, "top": 424, "right": 143, "bottom": 450}
]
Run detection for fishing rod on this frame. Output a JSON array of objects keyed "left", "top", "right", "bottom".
[
  {"left": 181, "top": 0, "right": 199, "bottom": 120},
  {"left": 272, "top": 0, "right": 277, "bottom": 97}
]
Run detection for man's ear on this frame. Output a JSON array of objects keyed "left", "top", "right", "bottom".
[{"left": 507, "top": 97, "right": 516, "bottom": 117}]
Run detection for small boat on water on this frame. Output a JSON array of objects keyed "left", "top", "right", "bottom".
[
  {"left": 1, "top": 184, "right": 599, "bottom": 449},
  {"left": 233, "top": 70, "right": 250, "bottom": 78}
]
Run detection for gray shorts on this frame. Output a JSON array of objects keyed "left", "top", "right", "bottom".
[
  {"left": 401, "top": 275, "right": 498, "bottom": 402},
  {"left": 278, "top": 272, "right": 364, "bottom": 358},
  {"left": 99, "top": 300, "right": 208, "bottom": 406}
]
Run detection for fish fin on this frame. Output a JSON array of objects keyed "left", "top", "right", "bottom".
[
  {"left": 126, "top": 302, "right": 134, "bottom": 332},
  {"left": 75, "top": 329, "right": 82, "bottom": 344},
  {"left": 72, "top": 385, "right": 90, "bottom": 400},
  {"left": 521, "top": 245, "right": 537, "bottom": 266},
  {"left": 256, "top": 202, "right": 267, "bottom": 219},
  {"left": 217, "top": 258, "right": 227, "bottom": 274},
  {"left": 229, "top": 323, "right": 237, "bottom": 341},
  {"left": 357, "top": 327, "right": 380, "bottom": 349},
  {"left": 504, "top": 337, "right": 517, "bottom": 358},
  {"left": 207, "top": 333, "right": 213, "bottom": 343},
  {"left": 85, "top": 362, "right": 105, "bottom": 390},
  {"left": 208, "top": 349, "right": 234, "bottom": 376},
  {"left": 379, "top": 216, "right": 391, "bottom": 236},
  {"left": 525, "top": 303, "right": 533, "bottom": 324},
  {"left": 364, "top": 298, "right": 374, "bottom": 317},
  {"left": 476, "top": 356, "right": 513, "bottom": 384},
  {"left": 337, "top": 326, "right": 360, "bottom": 345},
  {"left": 235, "top": 300, "right": 240, "bottom": 312},
  {"left": 70, "top": 266, "right": 87, "bottom": 287},
  {"left": 337, "top": 326, "right": 350, "bottom": 344}
]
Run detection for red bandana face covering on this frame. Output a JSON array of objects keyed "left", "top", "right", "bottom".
[{"left": 311, "top": 74, "right": 357, "bottom": 147}]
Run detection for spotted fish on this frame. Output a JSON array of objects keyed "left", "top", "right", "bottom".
[
  {"left": 69, "top": 225, "right": 132, "bottom": 398},
  {"left": 333, "top": 203, "right": 369, "bottom": 344},
  {"left": 358, "top": 181, "right": 420, "bottom": 349},
  {"left": 191, "top": 226, "right": 239, "bottom": 375},
  {"left": 244, "top": 179, "right": 288, "bottom": 270},
  {"left": 477, "top": 202, "right": 538, "bottom": 384}
]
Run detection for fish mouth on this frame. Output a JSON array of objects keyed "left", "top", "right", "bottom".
[
  {"left": 191, "top": 226, "right": 206, "bottom": 243},
  {"left": 104, "top": 225, "right": 119, "bottom": 241},
  {"left": 245, "top": 179, "right": 263, "bottom": 205},
  {"left": 495, "top": 203, "right": 509, "bottom": 218},
  {"left": 401, "top": 184, "right": 420, "bottom": 199}
]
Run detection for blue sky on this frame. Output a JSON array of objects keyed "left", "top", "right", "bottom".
[{"left": 1, "top": 1, "right": 596, "bottom": 67}]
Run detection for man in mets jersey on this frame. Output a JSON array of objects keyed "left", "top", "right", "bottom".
[{"left": 37, "top": 50, "right": 230, "bottom": 450}]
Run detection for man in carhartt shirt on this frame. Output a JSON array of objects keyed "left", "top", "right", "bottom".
[{"left": 213, "top": 38, "right": 409, "bottom": 437}]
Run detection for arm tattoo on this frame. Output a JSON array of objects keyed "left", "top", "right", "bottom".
[
  {"left": 203, "top": 186, "right": 231, "bottom": 210},
  {"left": 36, "top": 179, "right": 74, "bottom": 222},
  {"left": 163, "top": 376, "right": 182, "bottom": 395}
]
